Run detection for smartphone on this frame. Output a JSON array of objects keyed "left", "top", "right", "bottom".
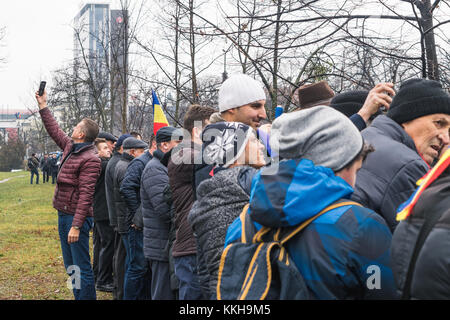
[{"left": 38, "top": 81, "right": 46, "bottom": 96}]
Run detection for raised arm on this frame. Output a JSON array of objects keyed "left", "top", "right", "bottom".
[{"left": 35, "top": 90, "right": 71, "bottom": 150}]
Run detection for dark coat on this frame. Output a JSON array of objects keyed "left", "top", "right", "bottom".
[
  {"left": 188, "top": 166, "right": 256, "bottom": 299},
  {"left": 105, "top": 151, "right": 122, "bottom": 228},
  {"left": 167, "top": 141, "right": 200, "bottom": 257},
  {"left": 391, "top": 167, "right": 450, "bottom": 299},
  {"left": 352, "top": 115, "right": 429, "bottom": 231},
  {"left": 48, "top": 158, "right": 59, "bottom": 175},
  {"left": 113, "top": 152, "right": 134, "bottom": 235},
  {"left": 141, "top": 149, "right": 172, "bottom": 261},
  {"left": 93, "top": 157, "right": 109, "bottom": 222},
  {"left": 28, "top": 156, "right": 40, "bottom": 170},
  {"left": 40, "top": 158, "right": 50, "bottom": 171},
  {"left": 39, "top": 107, "right": 101, "bottom": 228},
  {"left": 119, "top": 150, "right": 153, "bottom": 230}
]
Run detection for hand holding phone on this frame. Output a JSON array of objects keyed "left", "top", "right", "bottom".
[
  {"left": 35, "top": 81, "right": 48, "bottom": 109},
  {"left": 38, "top": 81, "right": 46, "bottom": 96}
]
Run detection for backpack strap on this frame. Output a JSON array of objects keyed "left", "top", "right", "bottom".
[
  {"left": 280, "top": 200, "right": 362, "bottom": 244},
  {"left": 239, "top": 204, "right": 258, "bottom": 243},
  {"left": 245, "top": 200, "right": 362, "bottom": 244}
]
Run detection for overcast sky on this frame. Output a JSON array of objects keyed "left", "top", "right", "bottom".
[
  {"left": 0, "top": 1, "right": 107, "bottom": 112},
  {"left": 1, "top": 1, "right": 448, "bottom": 113}
]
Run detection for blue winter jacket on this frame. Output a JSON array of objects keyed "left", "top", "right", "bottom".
[
  {"left": 141, "top": 149, "right": 171, "bottom": 261},
  {"left": 225, "top": 159, "right": 397, "bottom": 300},
  {"left": 352, "top": 115, "right": 429, "bottom": 232},
  {"left": 120, "top": 150, "right": 153, "bottom": 229}
]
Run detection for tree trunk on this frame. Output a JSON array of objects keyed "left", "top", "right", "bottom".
[{"left": 416, "top": 0, "right": 440, "bottom": 80}]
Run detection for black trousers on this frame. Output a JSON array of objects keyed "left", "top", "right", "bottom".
[
  {"left": 112, "top": 230, "right": 127, "bottom": 300},
  {"left": 93, "top": 224, "right": 100, "bottom": 282},
  {"left": 148, "top": 259, "right": 176, "bottom": 300},
  {"left": 94, "top": 221, "right": 115, "bottom": 286},
  {"left": 42, "top": 170, "right": 49, "bottom": 183}
]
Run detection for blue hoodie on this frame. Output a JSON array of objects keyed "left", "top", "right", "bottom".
[{"left": 225, "top": 159, "right": 397, "bottom": 300}]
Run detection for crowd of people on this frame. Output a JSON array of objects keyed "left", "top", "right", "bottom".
[
  {"left": 33, "top": 73, "right": 450, "bottom": 300},
  {"left": 27, "top": 152, "right": 60, "bottom": 185}
]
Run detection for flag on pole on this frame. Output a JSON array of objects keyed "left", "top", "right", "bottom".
[{"left": 152, "top": 90, "right": 169, "bottom": 136}]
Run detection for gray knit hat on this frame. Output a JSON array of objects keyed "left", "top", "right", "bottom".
[{"left": 270, "top": 106, "right": 364, "bottom": 171}]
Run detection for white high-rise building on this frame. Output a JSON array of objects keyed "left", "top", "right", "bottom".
[
  {"left": 74, "top": 2, "right": 110, "bottom": 79},
  {"left": 73, "top": 2, "right": 128, "bottom": 136}
]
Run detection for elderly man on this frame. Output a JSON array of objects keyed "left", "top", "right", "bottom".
[
  {"left": 113, "top": 137, "right": 148, "bottom": 300},
  {"left": 104, "top": 133, "right": 131, "bottom": 299},
  {"left": 352, "top": 78, "right": 450, "bottom": 232},
  {"left": 35, "top": 90, "right": 101, "bottom": 300}
]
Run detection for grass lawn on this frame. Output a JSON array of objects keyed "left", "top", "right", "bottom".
[{"left": 0, "top": 170, "right": 112, "bottom": 300}]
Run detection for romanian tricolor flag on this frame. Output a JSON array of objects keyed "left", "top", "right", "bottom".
[
  {"left": 152, "top": 90, "right": 169, "bottom": 136},
  {"left": 396, "top": 147, "right": 450, "bottom": 221}
]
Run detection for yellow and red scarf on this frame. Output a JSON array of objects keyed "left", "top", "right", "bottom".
[{"left": 396, "top": 147, "right": 450, "bottom": 221}]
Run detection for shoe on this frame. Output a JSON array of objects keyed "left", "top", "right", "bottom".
[{"left": 96, "top": 283, "right": 114, "bottom": 292}]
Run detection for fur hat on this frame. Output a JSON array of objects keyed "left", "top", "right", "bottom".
[{"left": 297, "top": 81, "right": 335, "bottom": 109}]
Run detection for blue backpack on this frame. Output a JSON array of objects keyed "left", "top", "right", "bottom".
[{"left": 217, "top": 200, "right": 361, "bottom": 300}]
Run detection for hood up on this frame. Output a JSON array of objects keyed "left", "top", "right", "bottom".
[{"left": 249, "top": 159, "right": 354, "bottom": 228}]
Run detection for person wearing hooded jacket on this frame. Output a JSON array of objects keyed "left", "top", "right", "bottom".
[
  {"left": 225, "top": 106, "right": 397, "bottom": 300},
  {"left": 188, "top": 122, "right": 266, "bottom": 299},
  {"left": 119, "top": 138, "right": 153, "bottom": 300}
]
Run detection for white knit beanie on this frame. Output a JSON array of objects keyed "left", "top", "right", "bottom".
[{"left": 218, "top": 74, "right": 266, "bottom": 113}]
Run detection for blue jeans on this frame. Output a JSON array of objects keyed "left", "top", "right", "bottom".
[
  {"left": 174, "top": 254, "right": 204, "bottom": 300},
  {"left": 122, "top": 227, "right": 151, "bottom": 300},
  {"left": 58, "top": 212, "right": 96, "bottom": 300},
  {"left": 30, "top": 168, "right": 39, "bottom": 184}
]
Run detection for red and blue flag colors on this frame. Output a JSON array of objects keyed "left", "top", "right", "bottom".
[
  {"left": 396, "top": 147, "right": 450, "bottom": 221},
  {"left": 152, "top": 90, "right": 169, "bottom": 136}
]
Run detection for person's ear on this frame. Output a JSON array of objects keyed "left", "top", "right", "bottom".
[{"left": 192, "top": 127, "right": 201, "bottom": 141}]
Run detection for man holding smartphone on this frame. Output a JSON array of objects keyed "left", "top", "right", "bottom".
[{"left": 35, "top": 88, "right": 101, "bottom": 300}]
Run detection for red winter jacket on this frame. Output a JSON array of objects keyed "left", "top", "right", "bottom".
[{"left": 39, "top": 107, "right": 101, "bottom": 228}]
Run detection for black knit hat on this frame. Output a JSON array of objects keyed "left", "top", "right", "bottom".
[
  {"left": 201, "top": 122, "right": 253, "bottom": 168},
  {"left": 330, "top": 90, "right": 370, "bottom": 118},
  {"left": 387, "top": 78, "right": 450, "bottom": 124}
]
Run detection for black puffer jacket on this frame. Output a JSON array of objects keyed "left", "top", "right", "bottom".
[
  {"left": 391, "top": 166, "right": 450, "bottom": 299},
  {"left": 188, "top": 165, "right": 257, "bottom": 299},
  {"left": 141, "top": 149, "right": 172, "bottom": 262},
  {"left": 352, "top": 115, "right": 429, "bottom": 231},
  {"left": 93, "top": 157, "right": 110, "bottom": 222},
  {"left": 120, "top": 150, "right": 153, "bottom": 230},
  {"left": 113, "top": 152, "right": 134, "bottom": 235},
  {"left": 105, "top": 151, "right": 122, "bottom": 228}
]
